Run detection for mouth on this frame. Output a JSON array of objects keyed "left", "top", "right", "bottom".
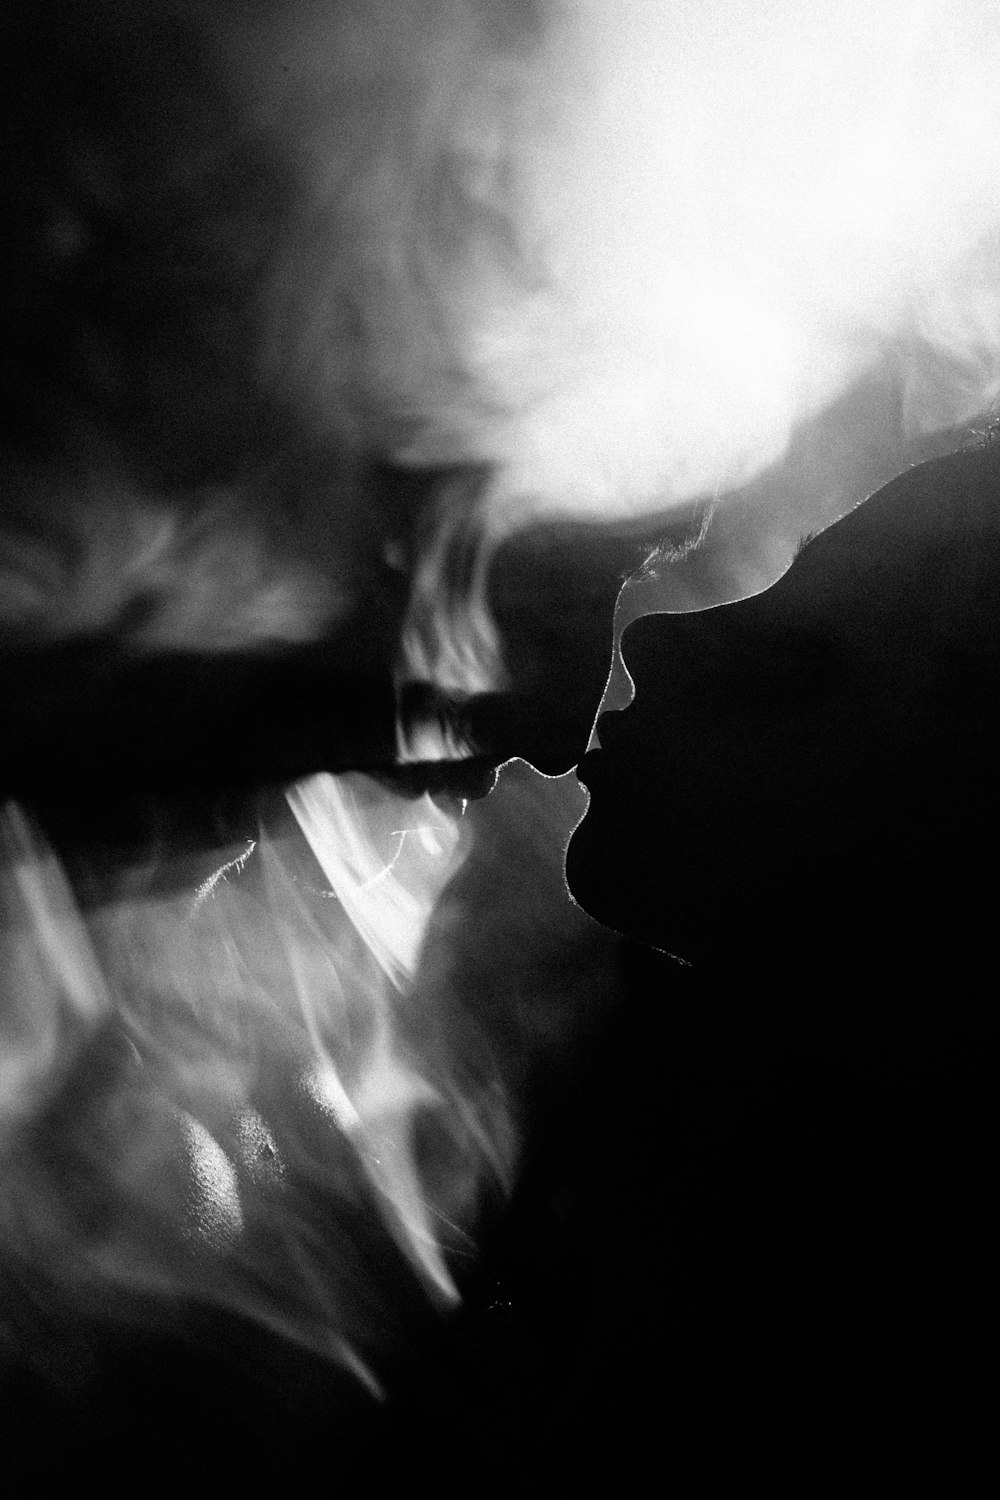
[
  {"left": 372, "top": 755, "right": 500, "bottom": 804},
  {"left": 1, "top": 632, "right": 588, "bottom": 836},
  {"left": 572, "top": 746, "right": 605, "bottom": 795},
  {"left": 381, "top": 683, "right": 597, "bottom": 801},
  {"left": 0, "top": 499, "right": 643, "bottom": 827}
]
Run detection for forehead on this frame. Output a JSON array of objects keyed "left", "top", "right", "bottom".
[{"left": 612, "top": 445, "right": 1000, "bottom": 768}]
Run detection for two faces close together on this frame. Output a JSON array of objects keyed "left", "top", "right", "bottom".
[{"left": 1, "top": 0, "right": 998, "bottom": 1477}]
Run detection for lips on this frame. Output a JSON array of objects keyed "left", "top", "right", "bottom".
[
  {"left": 573, "top": 748, "right": 600, "bottom": 790},
  {"left": 0, "top": 633, "right": 590, "bottom": 830},
  {"left": 0, "top": 507, "right": 671, "bottom": 829}
]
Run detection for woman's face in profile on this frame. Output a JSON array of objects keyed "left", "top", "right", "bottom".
[
  {"left": 5, "top": 5, "right": 1000, "bottom": 1475},
  {"left": 572, "top": 601, "right": 859, "bottom": 966},
  {"left": 571, "top": 445, "right": 1000, "bottom": 972}
]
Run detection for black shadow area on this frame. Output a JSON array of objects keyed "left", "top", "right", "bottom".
[{"left": 565, "top": 445, "right": 1000, "bottom": 1460}]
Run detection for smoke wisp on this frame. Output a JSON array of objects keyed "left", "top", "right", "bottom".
[{"left": 4, "top": 0, "right": 1000, "bottom": 1400}]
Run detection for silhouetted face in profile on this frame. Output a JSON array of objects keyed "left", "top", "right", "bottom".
[{"left": 573, "top": 446, "right": 1000, "bottom": 1012}]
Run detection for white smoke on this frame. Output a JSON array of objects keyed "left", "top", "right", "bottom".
[
  {"left": 7, "top": 3, "right": 1000, "bottom": 682},
  {"left": 4, "top": 0, "right": 1000, "bottom": 1397},
  {"left": 209, "top": 0, "right": 1000, "bottom": 688}
]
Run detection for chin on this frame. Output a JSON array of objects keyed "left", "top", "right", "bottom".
[{"left": 5, "top": 0, "right": 998, "bottom": 1478}]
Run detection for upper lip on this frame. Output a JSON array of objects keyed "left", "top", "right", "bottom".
[
  {"left": 397, "top": 680, "right": 597, "bottom": 776},
  {"left": 573, "top": 748, "right": 604, "bottom": 790},
  {"left": 374, "top": 756, "right": 500, "bottom": 802},
  {"left": 1, "top": 628, "right": 596, "bottom": 806}
]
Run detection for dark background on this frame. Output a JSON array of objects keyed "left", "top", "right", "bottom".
[
  {"left": 1, "top": 3, "right": 994, "bottom": 1473},
  {"left": 7, "top": 451, "right": 997, "bottom": 1487}
]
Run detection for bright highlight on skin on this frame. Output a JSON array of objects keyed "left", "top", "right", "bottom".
[
  {"left": 364, "top": 0, "right": 1000, "bottom": 692},
  {"left": 3, "top": 0, "right": 1000, "bottom": 1391}
]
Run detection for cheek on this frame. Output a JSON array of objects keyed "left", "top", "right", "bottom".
[{"left": 569, "top": 690, "right": 827, "bottom": 950}]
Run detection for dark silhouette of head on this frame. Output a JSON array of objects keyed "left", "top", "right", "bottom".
[{"left": 574, "top": 445, "right": 1000, "bottom": 1052}]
